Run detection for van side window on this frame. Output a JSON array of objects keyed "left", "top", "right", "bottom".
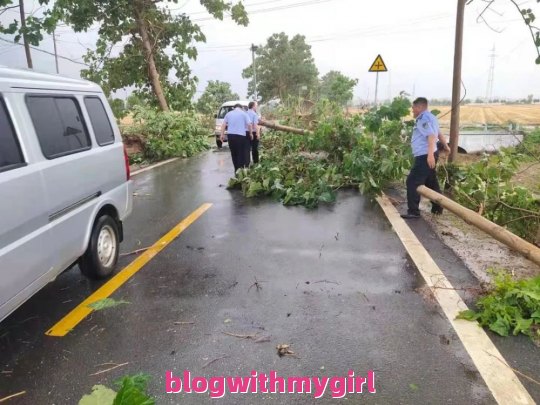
[
  {"left": 218, "top": 107, "right": 233, "bottom": 119},
  {"left": 0, "top": 98, "right": 24, "bottom": 172},
  {"left": 84, "top": 97, "right": 115, "bottom": 146},
  {"left": 26, "top": 96, "right": 90, "bottom": 159}
]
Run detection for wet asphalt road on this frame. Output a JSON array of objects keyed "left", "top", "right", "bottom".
[{"left": 0, "top": 148, "right": 538, "bottom": 404}]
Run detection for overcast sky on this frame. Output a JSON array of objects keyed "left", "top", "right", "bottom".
[{"left": 1, "top": 0, "right": 539, "bottom": 102}]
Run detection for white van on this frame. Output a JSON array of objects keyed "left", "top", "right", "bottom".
[
  {"left": 214, "top": 100, "right": 250, "bottom": 148},
  {"left": 0, "top": 67, "right": 132, "bottom": 322}
]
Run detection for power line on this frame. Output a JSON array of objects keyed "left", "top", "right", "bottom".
[
  {"left": 170, "top": 0, "right": 300, "bottom": 14},
  {"left": 0, "top": 37, "right": 89, "bottom": 66},
  {"left": 197, "top": 14, "right": 456, "bottom": 52},
  {"left": 192, "top": 0, "right": 335, "bottom": 22}
]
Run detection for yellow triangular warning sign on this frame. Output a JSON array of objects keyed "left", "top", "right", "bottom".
[{"left": 369, "top": 55, "right": 388, "bottom": 72}]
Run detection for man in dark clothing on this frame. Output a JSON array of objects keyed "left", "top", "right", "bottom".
[
  {"left": 401, "top": 97, "right": 450, "bottom": 219},
  {"left": 221, "top": 104, "right": 252, "bottom": 173},
  {"left": 246, "top": 101, "right": 261, "bottom": 164}
]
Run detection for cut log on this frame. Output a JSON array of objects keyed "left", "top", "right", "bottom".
[
  {"left": 417, "top": 185, "right": 540, "bottom": 267},
  {"left": 258, "top": 119, "right": 311, "bottom": 136}
]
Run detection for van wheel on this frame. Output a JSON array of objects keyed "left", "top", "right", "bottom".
[
  {"left": 79, "top": 215, "right": 119, "bottom": 279},
  {"left": 216, "top": 138, "right": 223, "bottom": 148}
]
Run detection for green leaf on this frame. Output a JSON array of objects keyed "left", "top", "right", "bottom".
[
  {"left": 456, "top": 309, "right": 479, "bottom": 321},
  {"left": 79, "top": 385, "right": 117, "bottom": 405},
  {"left": 318, "top": 191, "right": 335, "bottom": 203},
  {"left": 521, "top": 290, "right": 540, "bottom": 300},
  {"left": 113, "top": 374, "right": 154, "bottom": 405},
  {"left": 513, "top": 318, "right": 533, "bottom": 335},
  {"left": 409, "top": 383, "right": 419, "bottom": 392},
  {"left": 88, "top": 298, "right": 130, "bottom": 311},
  {"left": 246, "top": 181, "right": 263, "bottom": 197},
  {"left": 489, "top": 317, "right": 510, "bottom": 337},
  {"left": 230, "top": 2, "right": 249, "bottom": 26}
]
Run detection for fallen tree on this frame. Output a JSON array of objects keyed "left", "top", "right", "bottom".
[
  {"left": 418, "top": 185, "right": 540, "bottom": 267},
  {"left": 233, "top": 98, "right": 539, "bottom": 247}
]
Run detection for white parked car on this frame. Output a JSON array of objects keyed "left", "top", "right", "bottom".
[{"left": 0, "top": 67, "right": 133, "bottom": 322}]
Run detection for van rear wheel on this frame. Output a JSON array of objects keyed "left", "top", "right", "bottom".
[{"left": 80, "top": 215, "right": 119, "bottom": 279}]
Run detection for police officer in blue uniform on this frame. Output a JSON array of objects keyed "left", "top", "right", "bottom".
[
  {"left": 221, "top": 104, "right": 252, "bottom": 173},
  {"left": 246, "top": 101, "right": 260, "bottom": 164},
  {"left": 401, "top": 97, "right": 450, "bottom": 219}
]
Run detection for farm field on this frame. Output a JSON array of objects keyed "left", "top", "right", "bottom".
[{"left": 431, "top": 104, "right": 540, "bottom": 126}]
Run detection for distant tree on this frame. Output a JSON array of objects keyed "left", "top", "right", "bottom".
[
  {"left": 196, "top": 81, "right": 239, "bottom": 115},
  {"left": 108, "top": 98, "right": 127, "bottom": 119},
  {"left": 318, "top": 71, "right": 358, "bottom": 106},
  {"left": 242, "top": 32, "right": 319, "bottom": 102},
  {"left": 126, "top": 93, "right": 147, "bottom": 110},
  {"left": 527, "top": 94, "right": 534, "bottom": 104}
]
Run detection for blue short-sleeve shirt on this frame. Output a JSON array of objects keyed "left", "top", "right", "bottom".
[
  {"left": 247, "top": 109, "right": 259, "bottom": 130},
  {"left": 411, "top": 110, "right": 439, "bottom": 156},
  {"left": 224, "top": 108, "right": 251, "bottom": 136}
]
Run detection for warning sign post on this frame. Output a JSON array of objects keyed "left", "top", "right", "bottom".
[{"left": 369, "top": 55, "right": 388, "bottom": 105}]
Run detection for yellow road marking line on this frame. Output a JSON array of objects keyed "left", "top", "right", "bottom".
[
  {"left": 46, "top": 203, "right": 213, "bottom": 337},
  {"left": 376, "top": 194, "right": 535, "bottom": 405}
]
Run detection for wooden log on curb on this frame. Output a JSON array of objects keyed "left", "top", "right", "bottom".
[
  {"left": 417, "top": 185, "right": 540, "bottom": 267},
  {"left": 258, "top": 119, "right": 311, "bottom": 136}
]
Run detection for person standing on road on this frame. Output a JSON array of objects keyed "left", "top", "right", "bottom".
[
  {"left": 221, "top": 104, "right": 252, "bottom": 173},
  {"left": 401, "top": 97, "right": 450, "bottom": 219},
  {"left": 247, "top": 101, "right": 261, "bottom": 164}
]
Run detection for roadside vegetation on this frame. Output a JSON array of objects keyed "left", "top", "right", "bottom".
[
  {"left": 122, "top": 107, "right": 210, "bottom": 163},
  {"left": 458, "top": 271, "right": 540, "bottom": 344}
]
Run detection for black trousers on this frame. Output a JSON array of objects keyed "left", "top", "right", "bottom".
[
  {"left": 228, "top": 134, "right": 251, "bottom": 173},
  {"left": 250, "top": 132, "right": 259, "bottom": 164},
  {"left": 406, "top": 154, "right": 442, "bottom": 215}
]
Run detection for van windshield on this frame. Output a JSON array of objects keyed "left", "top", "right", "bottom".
[{"left": 218, "top": 105, "right": 247, "bottom": 119}]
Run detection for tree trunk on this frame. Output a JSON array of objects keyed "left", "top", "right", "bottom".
[
  {"left": 417, "top": 185, "right": 540, "bottom": 266},
  {"left": 258, "top": 119, "right": 311, "bottom": 136},
  {"left": 134, "top": 3, "right": 169, "bottom": 111},
  {"left": 19, "top": 0, "right": 33, "bottom": 69}
]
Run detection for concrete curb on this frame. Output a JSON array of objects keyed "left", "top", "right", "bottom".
[{"left": 131, "top": 158, "right": 180, "bottom": 177}]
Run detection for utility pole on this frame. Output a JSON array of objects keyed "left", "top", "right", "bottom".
[
  {"left": 19, "top": 0, "right": 33, "bottom": 69},
  {"left": 449, "top": 0, "right": 466, "bottom": 162},
  {"left": 250, "top": 44, "right": 258, "bottom": 101},
  {"left": 53, "top": 30, "right": 59, "bottom": 74}
]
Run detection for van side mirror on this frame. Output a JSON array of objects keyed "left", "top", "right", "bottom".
[{"left": 214, "top": 114, "right": 218, "bottom": 118}]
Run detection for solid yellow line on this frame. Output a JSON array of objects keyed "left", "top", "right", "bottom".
[{"left": 46, "top": 203, "right": 213, "bottom": 337}]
